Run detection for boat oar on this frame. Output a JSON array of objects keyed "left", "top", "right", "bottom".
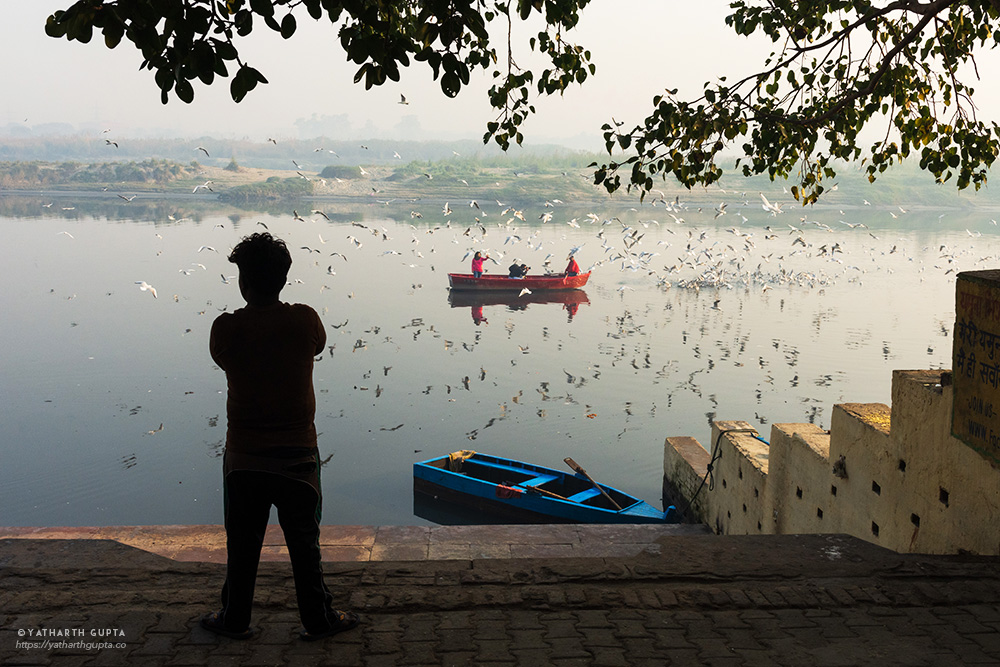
[
  {"left": 563, "top": 457, "right": 623, "bottom": 511},
  {"left": 521, "top": 484, "right": 573, "bottom": 502}
]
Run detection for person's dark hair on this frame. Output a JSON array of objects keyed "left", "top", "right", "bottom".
[{"left": 227, "top": 232, "right": 291, "bottom": 297}]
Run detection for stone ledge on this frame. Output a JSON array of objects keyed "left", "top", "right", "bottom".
[
  {"left": 836, "top": 402, "right": 891, "bottom": 436},
  {"left": 0, "top": 523, "right": 711, "bottom": 564}
]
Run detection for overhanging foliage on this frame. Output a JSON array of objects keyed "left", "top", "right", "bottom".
[{"left": 46, "top": 1, "right": 1000, "bottom": 203}]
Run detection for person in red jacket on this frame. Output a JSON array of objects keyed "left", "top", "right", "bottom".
[
  {"left": 565, "top": 255, "right": 580, "bottom": 276},
  {"left": 471, "top": 251, "right": 488, "bottom": 277},
  {"left": 202, "top": 232, "right": 359, "bottom": 642}
]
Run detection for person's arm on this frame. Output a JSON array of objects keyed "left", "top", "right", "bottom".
[
  {"left": 313, "top": 309, "right": 327, "bottom": 355},
  {"left": 209, "top": 315, "right": 229, "bottom": 371}
]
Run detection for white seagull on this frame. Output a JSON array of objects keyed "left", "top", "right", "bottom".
[{"left": 135, "top": 281, "right": 158, "bottom": 298}]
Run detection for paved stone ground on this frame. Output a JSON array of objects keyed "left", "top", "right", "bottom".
[{"left": 2, "top": 531, "right": 1000, "bottom": 666}]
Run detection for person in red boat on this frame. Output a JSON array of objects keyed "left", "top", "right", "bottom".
[
  {"left": 565, "top": 255, "right": 580, "bottom": 277},
  {"left": 471, "top": 251, "right": 488, "bottom": 278},
  {"left": 508, "top": 261, "right": 530, "bottom": 278}
]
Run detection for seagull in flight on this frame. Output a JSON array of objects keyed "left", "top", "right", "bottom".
[
  {"left": 196, "top": 146, "right": 210, "bottom": 157},
  {"left": 760, "top": 193, "right": 783, "bottom": 216},
  {"left": 399, "top": 94, "right": 409, "bottom": 105},
  {"left": 135, "top": 281, "right": 158, "bottom": 298}
]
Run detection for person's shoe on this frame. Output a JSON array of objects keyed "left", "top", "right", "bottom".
[
  {"left": 299, "top": 610, "right": 361, "bottom": 641},
  {"left": 199, "top": 611, "right": 255, "bottom": 640}
]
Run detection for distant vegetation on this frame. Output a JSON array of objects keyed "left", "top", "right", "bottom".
[
  {"left": 0, "top": 159, "right": 192, "bottom": 189},
  {"left": 319, "top": 165, "right": 360, "bottom": 180},
  {"left": 1, "top": 134, "right": 998, "bottom": 210},
  {"left": 220, "top": 175, "right": 313, "bottom": 202}
]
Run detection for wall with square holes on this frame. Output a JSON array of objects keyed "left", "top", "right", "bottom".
[
  {"left": 663, "top": 369, "right": 1000, "bottom": 554},
  {"left": 699, "top": 421, "right": 771, "bottom": 537},
  {"left": 768, "top": 422, "right": 835, "bottom": 536}
]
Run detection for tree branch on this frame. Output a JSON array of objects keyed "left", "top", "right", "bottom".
[{"left": 773, "top": 0, "right": 960, "bottom": 128}]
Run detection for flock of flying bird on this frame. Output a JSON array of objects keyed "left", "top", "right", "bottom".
[
  {"left": 85, "top": 132, "right": 997, "bottom": 310},
  {"left": 28, "top": 132, "right": 992, "bottom": 526},
  {"left": 113, "top": 167, "right": 998, "bottom": 317},
  {"left": 39, "top": 166, "right": 986, "bottom": 513}
]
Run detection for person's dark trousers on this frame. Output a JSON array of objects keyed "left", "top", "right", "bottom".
[{"left": 220, "top": 468, "right": 335, "bottom": 634}]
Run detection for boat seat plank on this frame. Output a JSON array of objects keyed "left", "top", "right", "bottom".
[
  {"left": 471, "top": 459, "right": 550, "bottom": 477},
  {"left": 521, "top": 475, "right": 557, "bottom": 487},
  {"left": 566, "top": 488, "right": 602, "bottom": 503}
]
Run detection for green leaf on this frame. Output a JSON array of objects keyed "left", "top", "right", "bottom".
[
  {"left": 175, "top": 78, "right": 195, "bottom": 103},
  {"left": 104, "top": 22, "right": 125, "bottom": 49},
  {"left": 250, "top": 0, "right": 274, "bottom": 16},
  {"left": 280, "top": 13, "right": 296, "bottom": 39}
]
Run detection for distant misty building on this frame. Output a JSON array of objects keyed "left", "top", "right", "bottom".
[{"left": 294, "top": 113, "right": 355, "bottom": 140}]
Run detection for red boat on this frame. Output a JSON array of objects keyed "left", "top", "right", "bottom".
[{"left": 448, "top": 271, "right": 590, "bottom": 291}]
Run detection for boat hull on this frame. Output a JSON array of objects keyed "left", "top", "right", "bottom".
[
  {"left": 447, "top": 288, "right": 590, "bottom": 309},
  {"left": 448, "top": 272, "right": 590, "bottom": 291},
  {"left": 413, "top": 453, "right": 676, "bottom": 524}
]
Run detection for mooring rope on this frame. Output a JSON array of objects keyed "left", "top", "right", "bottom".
[{"left": 675, "top": 427, "right": 768, "bottom": 520}]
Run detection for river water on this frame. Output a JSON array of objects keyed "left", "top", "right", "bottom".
[{"left": 0, "top": 192, "right": 983, "bottom": 526}]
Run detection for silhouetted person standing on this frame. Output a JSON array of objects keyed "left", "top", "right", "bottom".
[{"left": 201, "top": 232, "right": 359, "bottom": 641}]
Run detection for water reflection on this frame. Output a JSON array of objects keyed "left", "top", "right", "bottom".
[
  {"left": 448, "top": 288, "right": 590, "bottom": 324},
  {"left": 412, "top": 491, "right": 516, "bottom": 526},
  {"left": 0, "top": 192, "right": 973, "bottom": 528}
]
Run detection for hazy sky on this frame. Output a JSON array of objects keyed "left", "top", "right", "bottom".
[{"left": 3, "top": 2, "right": 999, "bottom": 150}]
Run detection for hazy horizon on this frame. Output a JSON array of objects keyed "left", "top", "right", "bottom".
[
  {"left": 0, "top": 2, "right": 807, "bottom": 150},
  {"left": 4, "top": 3, "right": 1000, "bottom": 158}
]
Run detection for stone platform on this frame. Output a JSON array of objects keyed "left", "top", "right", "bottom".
[
  {"left": 2, "top": 525, "right": 1000, "bottom": 666},
  {"left": 0, "top": 523, "right": 707, "bottom": 564}
]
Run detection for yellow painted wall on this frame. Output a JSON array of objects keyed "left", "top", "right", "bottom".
[
  {"left": 664, "top": 370, "right": 1000, "bottom": 554},
  {"left": 702, "top": 421, "right": 771, "bottom": 536},
  {"left": 768, "top": 423, "right": 834, "bottom": 535}
]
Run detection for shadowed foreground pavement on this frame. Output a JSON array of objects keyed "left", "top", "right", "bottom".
[{"left": 2, "top": 525, "right": 1000, "bottom": 666}]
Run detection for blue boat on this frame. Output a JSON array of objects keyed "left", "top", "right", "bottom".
[{"left": 413, "top": 451, "right": 678, "bottom": 524}]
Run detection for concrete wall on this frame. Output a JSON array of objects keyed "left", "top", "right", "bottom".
[
  {"left": 661, "top": 436, "right": 710, "bottom": 523},
  {"left": 663, "top": 370, "right": 1000, "bottom": 554},
  {"left": 769, "top": 422, "right": 834, "bottom": 536}
]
